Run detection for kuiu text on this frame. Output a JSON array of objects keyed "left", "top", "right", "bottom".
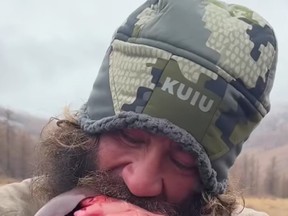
[{"left": 161, "top": 77, "right": 214, "bottom": 112}]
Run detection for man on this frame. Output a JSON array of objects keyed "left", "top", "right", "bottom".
[{"left": 0, "top": 0, "right": 277, "bottom": 215}]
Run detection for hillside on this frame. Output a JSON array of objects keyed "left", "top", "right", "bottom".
[
  {"left": 244, "top": 104, "right": 288, "bottom": 149},
  {"left": 230, "top": 104, "right": 288, "bottom": 197},
  {"left": 0, "top": 106, "right": 47, "bottom": 135},
  {"left": 0, "top": 107, "right": 47, "bottom": 179},
  {"left": 238, "top": 103, "right": 288, "bottom": 176}
]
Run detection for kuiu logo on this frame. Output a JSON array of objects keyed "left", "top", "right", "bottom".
[{"left": 161, "top": 77, "right": 214, "bottom": 112}]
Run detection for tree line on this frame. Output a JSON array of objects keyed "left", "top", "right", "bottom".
[
  {"left": 0, "top": 109, "right": 38, "bottom": 179},
  {"left": 230, "top": 154, "right": 288, "bottom": 198}
]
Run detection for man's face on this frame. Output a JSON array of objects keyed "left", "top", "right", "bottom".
[{"left": 96, "top": 129, "right": 200, "bottom": 205}]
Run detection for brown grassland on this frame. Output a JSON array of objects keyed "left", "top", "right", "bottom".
[
  {"left": 0, "top": 176, "right": 17, "bottom": 185},
  {"left": 244, "top": 197, "right": 288, "bottom": 216}
]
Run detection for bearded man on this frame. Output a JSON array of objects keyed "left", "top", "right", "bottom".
[{"left": 0, "top": 0, "right": 278, "bottom": 215}]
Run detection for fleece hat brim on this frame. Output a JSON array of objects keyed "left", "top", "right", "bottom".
[
  {"left": 80, "top": 108, "right": 225, "bottom": 194},
  {"left": 79, "top": 0, "right": 277, "bottom": 195}
]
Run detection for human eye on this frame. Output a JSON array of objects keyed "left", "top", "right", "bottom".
[
  {"left": 170, "top": 156, "right": 197, "bottom": 171},
  {"left": 170, "top": 144, "right": 197, "bottom": 173}
]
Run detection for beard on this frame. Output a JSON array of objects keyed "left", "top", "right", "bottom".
[
  {"left": 77, "top": 170, "right": 202, "bottom": 216},
  {"left": 33, "top": 122, "right": 203, "bottom": 216},
  {"left": 34, "top": 121, "right": 238, "bottom": 216}
]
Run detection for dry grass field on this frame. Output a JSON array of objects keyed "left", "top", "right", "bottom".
[
  {"left": 0, "top": 176, "right": 17, "bottom": 186},
  {"left": 245, "top": 197, "right": 288, "bottom": 216}
]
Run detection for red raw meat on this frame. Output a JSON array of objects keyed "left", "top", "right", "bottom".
[{"left": 74, "top": 195, "right": 164, "bottom": 216}]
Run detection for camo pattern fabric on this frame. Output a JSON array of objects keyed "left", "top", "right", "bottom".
[
  {"left": 108, "top": 0, "right": 277, "bottom": 162},
  {"left": 82, "top": 0, "right": 278, "bottom": 192},
  {"left": 109, "top": 40, "right": 171, "bottom": 113}
]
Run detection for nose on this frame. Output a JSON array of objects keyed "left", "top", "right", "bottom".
[{"left": 121, "top": 150, "right": 164, "bottom": 198}]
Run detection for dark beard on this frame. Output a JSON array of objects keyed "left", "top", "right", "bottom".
[
  {"left": 33, "top": 124, "right": 203, "bottom": 216},
  {"left": 78, "top": 170, "right": 202, "bottom": 216}
]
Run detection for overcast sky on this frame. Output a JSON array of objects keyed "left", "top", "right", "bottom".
[{"left": 0, "top": 0, "right": 287, "bottom": 118}]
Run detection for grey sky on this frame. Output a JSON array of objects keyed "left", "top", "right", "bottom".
[{"left": 0, "top": 0, "right": 287, "bottom": 117}]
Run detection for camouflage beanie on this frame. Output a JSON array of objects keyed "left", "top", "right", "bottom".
[{"left": 79, "top": 0, "right": 277, "bottom": 195}]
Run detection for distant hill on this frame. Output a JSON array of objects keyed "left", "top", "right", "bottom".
[
  {"left": 0, "top": 106, "right": 47, "bottom": 179},
  {"left": 239, "top": 104, "right": 288, "bottom": 175},
  {"left": 0, "top": 106, "right": 47, "bottom": 136},
  {"left": 244, "top": 104, "right": 288, "bottom": 149},
  {"left": 230, "top": 103, "right": 288, "bottom": 196}
]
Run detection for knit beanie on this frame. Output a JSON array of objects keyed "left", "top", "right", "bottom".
[{"left": 79, "top": 0, "right": 278, "bottom": 195}]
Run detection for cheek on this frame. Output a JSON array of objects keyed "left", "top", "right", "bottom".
[
  {"left": 97, "top": 136, "right": 117, "bottom": 169},
  {"left": 164, "top": 173, "right": 199, "bottom": 204}
]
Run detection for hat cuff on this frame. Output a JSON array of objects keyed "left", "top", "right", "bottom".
[{"left": 79, "top": 105, "right": 227, "bottom": 195}]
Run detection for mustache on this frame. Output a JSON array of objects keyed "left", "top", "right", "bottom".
[{"left": 77, "top": 170, "right": 180, "bottom": 216}]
